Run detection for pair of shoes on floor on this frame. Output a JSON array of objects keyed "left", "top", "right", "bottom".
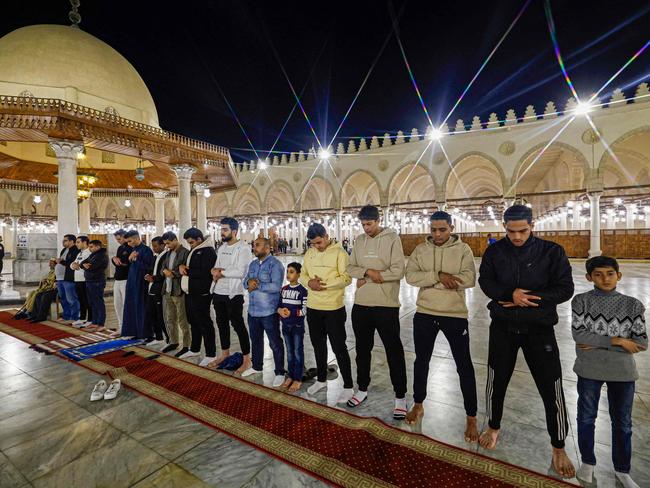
[{"left": 90, "top": 379, "right": 121, "bottom": 401}]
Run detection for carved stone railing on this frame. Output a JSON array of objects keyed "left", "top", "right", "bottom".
[{"left": 0, "top": 96, "right": 231, "bottom": 166}]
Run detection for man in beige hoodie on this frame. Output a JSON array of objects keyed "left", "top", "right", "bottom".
[
  {"left": 347, "top": 205, "right": 408, "bottom": 419},
  {"left": 404, "top": 211, "right": 479, "bottom": 442}
]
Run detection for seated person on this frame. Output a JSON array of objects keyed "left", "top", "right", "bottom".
[{"left": 14, "top": 259, "right": 58, "bottom": 322}]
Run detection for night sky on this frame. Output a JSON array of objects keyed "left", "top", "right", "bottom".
[{"left": 3, "top": 0, "right": 650, "bottom": 162}]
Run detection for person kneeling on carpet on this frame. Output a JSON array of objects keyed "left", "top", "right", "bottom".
[
  {"left": 80, "top": 240, "right": 109, "bottom": 332},
  {"left": 278, "top": 262, "right": 308, "bottom": 392},
  {"left": 14, "top": 259, "right": 58, "bottom": 322}
]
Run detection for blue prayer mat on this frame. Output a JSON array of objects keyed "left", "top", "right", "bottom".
[{"left": 59, "top": 338, "right": 145, "bottom": 361}]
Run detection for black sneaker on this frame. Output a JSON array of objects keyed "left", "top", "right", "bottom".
[
  {"left": 162, "top": 343, "right": 179, "bottom": 353},
  {"left": 174, "top": 347, "right": 189, "bottom": 358}
]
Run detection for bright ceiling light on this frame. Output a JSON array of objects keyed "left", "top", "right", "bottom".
[
  {"left": 124, "top": 199, "right": 131, "bottom": 207},
  {"left": 258, "top": 159, "right": 268, "bottom": 170},
  {"left": 33, "top": 195, "right": 42, "bottom": 204},
  {"left": 614, "top": 197, "right": 623, "bottom": 205},
  {"left": 203, "top": 188, "right": 211, "bottom": 198},
  {"left": 318, "top": 147, "right": 332, "bottom": 160},
  {"left": 574, "top": 101, "right": 593, "bottom": 116}
]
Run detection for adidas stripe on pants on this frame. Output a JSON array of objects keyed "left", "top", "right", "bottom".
[{"left": 485, "top": 324, "right": 568, "bottom": 448}]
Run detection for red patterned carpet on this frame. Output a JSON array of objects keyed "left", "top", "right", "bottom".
[{"left": 0, "top": 312, "right": 578, "bottom": 487}]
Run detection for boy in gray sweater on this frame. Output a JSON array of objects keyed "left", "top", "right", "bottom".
[{"left": 572, "top": 256, "right": 647, "bottom": 488}]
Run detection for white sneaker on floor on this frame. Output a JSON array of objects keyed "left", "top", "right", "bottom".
[
  {"left": 241, "top": 367, "right": 263, "bottom": 377},
  {"left": 393, "top": 398, "right": 408, "bottom": 420},
  {"left": 179, "top": 350, "right": 201, "bottom": 360},
  {"left": 103, "top": 379, "right": 121, "bottom": 400},
  {"left": 336, "top": 387, "right": 355, "bottom": 404},
  {"left": 90, "top": 380, "right": 108, "bottom": 401},
  {"left": 576, "top": 463, "right": 594, "bottom": 484},
  {"left": 147, "top": 339, "right": 166, "bottom": 348},
  {"left": 199, "top": 356, "right": 216, "bottom": 367},
  {"left": 273, "top": 375, "right": 285, "bottom": 387},
  {"left": 72, "top": 319, "right": 86, "bottom": 327},
  {"left": 307, "top": 381, "right": 327, "bottom": 395}
]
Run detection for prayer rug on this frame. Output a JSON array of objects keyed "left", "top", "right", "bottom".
[
  {"left": 0, "top": 311, "right": 80, "bottom": 344},
  {"left": 31, "top": 330, "right": 116, "bottom": 354},
  {"left": 79, "top": 348, "right": 578, "bottom": 488},
  {"left": 58, "top": 338, "right": 145, "bottom": 361}
]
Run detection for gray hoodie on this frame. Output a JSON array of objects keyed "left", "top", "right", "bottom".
[{"left": 347, "top": 228, "right": 405, "bottom": 308}]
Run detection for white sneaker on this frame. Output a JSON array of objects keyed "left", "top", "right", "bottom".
[
  {"left": 179, "top": 350, "right": 201, "bottom": 360},
  {"left": 307, "top": 381, "right": 327, "bottom": 395},
  {"left": 615, "top": 472, "right": 640, "bottom": 488},
  {"left": 576, "top": 463, "right": 594, "bottom": 484},
  {"left": 103, "top": 379, "right": 121, "bottom": 400},
  {"left": 273, "top": 375, "right": 285, "bottom": 387},
  {"left": 199, "top": 356, "right": 216, "bottom": 367},
  {"left": 336, "top": 388, "right": 354, "bottom": 404},
  {"left": 72, "top": 319, "right": 85, "bottom": 327},
  {"left": 241, "top": 367, "right": 263, "bottom": 377},
  {"left": 147, "top": 339, "right": 166, "bottom": 348},
  {"left": 90, "top": 380, "right": 108, "bottom": 401}
]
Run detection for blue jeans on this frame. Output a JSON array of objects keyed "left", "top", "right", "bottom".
[
  {"left": 282, "top": 323, "right": 305, "bottom": 381},
  {"left": 56, "top": 281, "right": 79, "bottom": 320},
  {"left": 85, "top": 281, "right": 106, "bottom": 326},
  {"left": 248, "top": 314, "right": 285, "bottom": 376},
  {"left": 577, "top": 376, "right": 635, "bottom": 473}
]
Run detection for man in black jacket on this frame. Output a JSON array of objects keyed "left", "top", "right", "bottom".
[
  {"left": 55, "top": 234, "right": 80, "bottom": 322},
  {"left": 81, "top": 240, "right": 109, "bottom": 330},
  {"left": 144, "top": 236, "right": 168, "bottom": 346},
  {"left": 179, "top": 228, "right": 217, "bottom": 362},
  {"left": 478, "top": 204, "right": 575, "bottom": 478}
]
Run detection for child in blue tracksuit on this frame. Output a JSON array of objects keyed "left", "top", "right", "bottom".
[{"left": 277, "top": 262, "right": 308, "bottom": 392}]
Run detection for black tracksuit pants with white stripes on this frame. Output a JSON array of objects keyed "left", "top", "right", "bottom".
[{"left": 486, "top": 324, "right": 568, "bottom": 449}]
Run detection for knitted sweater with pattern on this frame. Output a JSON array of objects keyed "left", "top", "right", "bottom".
[{"left": 571, "top": 288, "right": 647, "bottom": 381}]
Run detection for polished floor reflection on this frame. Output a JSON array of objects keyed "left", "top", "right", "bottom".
[{"left": 1, "top": 259, "right": 649, "bottom": 487}]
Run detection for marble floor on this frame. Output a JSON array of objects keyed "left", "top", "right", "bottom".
[{"left": 1, "top": 258, "right": 649, "bottom": 488}]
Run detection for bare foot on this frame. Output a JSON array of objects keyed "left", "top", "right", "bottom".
[
  {"left": 479, "top": 427, "right": 500, "bottom": 449},
  {"left": 280, "top": 378, "right": 293, "bottom": 389},
  {"left": 288, "top": 381, "right": 302, "bottom": 392},
  {"left": 234, "top": 356, "right": 252, "bottom": 375},
  {"left": 405, "top": 403, "right": 424, "bottom": 425},
  {"left": 464, "top": 416, "right": 479, "bottom": 443},
  {"left": 551, "top": 447, "right": 576, "bottom": 478},
  {"left": 209, "top": 351, "right": 230, "bottom": 368}
]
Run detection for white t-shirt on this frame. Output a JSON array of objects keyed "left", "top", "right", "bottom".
[
  {"left": 210, "top": 240, "right": 252, "bottom": 298},
  {"left": 72, "top": 248, "right": 91, "bottom": 282}
]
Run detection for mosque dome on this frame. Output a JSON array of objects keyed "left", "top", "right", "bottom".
[{"left": 0, "top": 24, "right": 159, "bottom": 127}]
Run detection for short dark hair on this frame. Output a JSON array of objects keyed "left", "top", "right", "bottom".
[
  {"left": 586, "top": 255, "right": 619, "bottom": 274},
  {"left": 161, "top": 231, "right": 177, "bottom": 242},
  {"left": 152, "top": 236, "right": 164, "bottom": 245},
  {"left": 287, "top": 262, "right": 302, "bottom": 274},
  {"left": 487, "top": 233, "right": 492, "bottom": 237},
  {"left": 89, "top": 240, "right": 103, "bottom": 247},
  {"left": 183, "top": 227, "right": 204, "bottom": 241},
  {"left": 220, "top": 217, "right": 239, "bottom": 231},
  {"left": 113, "top": 229, "right": 126, "bottom": 237},
  {"left": 430, "top": 211, "right": 452, "bottom": 225},
  {"left": 358, "top": 205, "right": 380, "bottom": 221},
  {"left": 503, "top": 204, "right": 533, "bottom": 224},
  {"left": 77, "top": 235, "right": 89, "bottom": 244},
  {"left": 307, "top": 223, "right": 327, "bottom": 240},
  {"left": 124, "top": 230, "right": 140, "bottom": 239},
  {"left": 64, "top": 234, "right": 76, "bottom": 241}
]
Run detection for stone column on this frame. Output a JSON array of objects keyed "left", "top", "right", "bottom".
[
  {"left": 78, "top": 196, "right": 91, "bottom": 234},
  {"left": 171, "top": 165, "right": 196, "bottom": 239},
  {"left": 262, "top": 214, "right": 269, "bottom": 238},
  {"left": 625, "top": 204, "right": 637, "bottom": 229},
  {"left": 50, "top": 139, "right": 83, "bottom": 244},
  {"left": 298, "top": 213, "right": 304, "bottom": 252},
  {"left": 571, "top": 202, "right": 581, "bottom": 231},
  {"left": 336, "top": 209, "right": 343, "bottom": 242},
  {"left": 383, "top": 206, "right": 390, "bottom": 227},
  {"left": 152, "top": 190, "right": 168, "bottom": 236},
  {"left": 193, "top": 183, "right": 208, "bottom": 233},
  {"left": 587, "top": 192, "right": 602, "bottom": 257}
]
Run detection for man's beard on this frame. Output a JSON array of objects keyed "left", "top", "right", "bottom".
[{"left": 222, "top": 234, "right": 232, "bottom": 242}]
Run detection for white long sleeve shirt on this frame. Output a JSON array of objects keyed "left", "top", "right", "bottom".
[
  {"left": 210, "top": 240, "right": 252, "bottom": 298},
  {"left": 72, "top": 248, "right": 91, "bottom": 282}
]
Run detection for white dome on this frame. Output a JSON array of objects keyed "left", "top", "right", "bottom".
[{"left": 0, "top": 24, "right": 159, "bottom": 127}]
